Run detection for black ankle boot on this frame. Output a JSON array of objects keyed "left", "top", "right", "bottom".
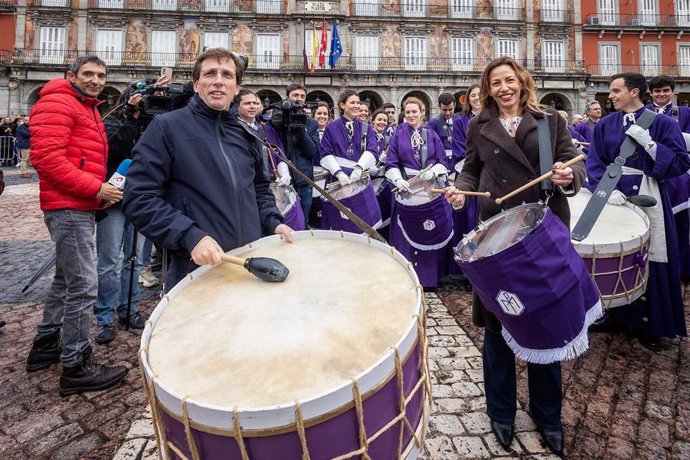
[
  {"left": 59, "top": 347, "right": 128, "bottom": 396},
  {"left": 26, "top": 330, "right": 62, "bottom": 372}
]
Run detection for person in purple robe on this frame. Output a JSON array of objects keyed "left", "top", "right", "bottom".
[
  {"left": 646, "top": 75, "right": 690, "bottom": 280},
  {"left": 586, "top": 72, "right": 690, "bottom": 352},
  {"left": 575, "top": 100, "right": 602, "bottom": 143},
  {"left": 444, "top": 57, "right": 585, "bottom": 456},
  {"left": 385, "top": 97, "right": 452, "bottom": 290},
  {"left": 426, "top": 92, "right": 460, "bottom": 168},
  {"left": 370, "top": 109, "right": 393, "bottom": 239},
  {"left": 318, "top": 89, "right": 381, "bottom": 232}
]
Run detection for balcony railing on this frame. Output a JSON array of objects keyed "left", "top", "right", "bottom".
[
  {"left": 86, "top": 0, "right": 284, "bottom": 13},
  {"left": 539, "top": 8, "right": 573, "bottom": 23},
  {"left": 586, "top": 64, "right": 690, "bottom": 77},
  {"left": 0, "top": 0, "right": 18, "bottom": 7},
  {"left": 583, "top": 13, "right": 690, "bottom": 28},
  {"left": 2, "top": 50, "right": 586, "bottom": 75},
  {"left": 350, "top": 1, "right": 524, "bottom": 21}
]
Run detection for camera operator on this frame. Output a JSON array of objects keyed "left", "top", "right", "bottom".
[
  {"left": 93, "top": 75, "right": 170, "bottom": 343},
  {"left": 282, "top": 84, "right": 320, "bottom": 221}
]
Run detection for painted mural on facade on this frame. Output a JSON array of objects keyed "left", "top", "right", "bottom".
[
  {"left": 126, "top": 19, "right": 147, "bottom": 63},
  {"left": 231, "top": 24, "right": 252, "bottom": 55},
  {"left": 477, "top": 27, "right": 493, "bottom": 66},
  {"left": 429, "top": 24, "right": 448, "bottom": 66},
  {"left": 381, "top": 25, "right": 401, "bottom": 60},
  {"left": 179, "top": 19, "right": 200, "bottom": 62},
  {"left": 24, "top": 17, "right": 34, "bottom": 53},
  {"left": 381, "top": 0, "right": 399, "bottom": 15},
  {"left": 477, "top": 0, "right": 493, "bottom": 19}
]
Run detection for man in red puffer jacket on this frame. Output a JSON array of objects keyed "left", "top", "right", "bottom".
[{"left": 26, "top": 55, "right": 128, "bottom": 396}]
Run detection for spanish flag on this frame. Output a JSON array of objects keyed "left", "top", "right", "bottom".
[{"left": 311, "top": 24, "right": 318, "bottom": 72}]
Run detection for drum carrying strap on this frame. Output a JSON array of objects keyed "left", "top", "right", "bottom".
[
  {"left": 237, "top": 119, "right": 386, "bottom": 243},
  {"left": 360, "top": 122, "right": 369, "bottom": 155},
  {"left": 437, "top": 114, "right": 452, "bottom": 140},
  {"left": 571, "top": 109, "right": 658, "bottom": 241},
  {"left": 537, "top": 117, "right": 553, "bottom": 193}
]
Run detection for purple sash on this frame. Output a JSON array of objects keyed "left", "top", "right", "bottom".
[
  {"left": 321, "top": 185, "right": 382, "bottom": 233},
  {"left": 458, "top": 208, "right": 602, "bottom": 364},
  {"left": 391, "top": 196, "right": 453, "bottom": 250}
]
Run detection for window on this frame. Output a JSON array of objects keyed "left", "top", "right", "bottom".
[
  {"left": 640, "top": 44, "right": 660, "bottom": 75},
  {"left": 152, "top": 0, "right": 177, "bottom": 10},
  {"left": 450, "top": 37, "right": 473, "bottom": 71},
  {"left": 676, "top": 0, "right": 690, "bottom": 26},
  {"left": 256, "top": 0, "right": 280, "bottom": 14},
  {"left": 404, "top": 36, "right": 427, "bottom": 71},
  {"left": 255, "top": 34, "right": 281, "bottom": 70},
  {"left": 98, "top": 0, "right": 123, "bottom": 8},
  {"left": 205, "top": 0, "right": 231, "bottom": 13},
  {"left": 353, "top": 0, "right": 377, "bottom": 16},
  {"left": 496, "top": 38, "right": 519, "bottom": 60},
  {"left": 354, "top": 36, "right": 378, "bottom": 71},
  {"left": 41, "top": 0, "right": 67, "bottom": 6},
  {"left": 39, "top": 27, "right": 65, "bottom": 64},
  {"left": 541, "top": 0, "right": 565, "bottom": 22},
  {"left": 151, "top": 30, "right": 176, "bottom": 66},
  {"left": 638, "top": 0, "right": 657, "bottom": 26},
  {"left": 679, "top": 44, "right": 690, "bottom": 74},
  {"left": 599, "top": 43, "right": 619, "bottom": 75},
  {"left": 449, "top": 0, "right": 472, "bottom": 19},
  {"left": 403, "top": 0, "right": 425, "bottom": 18},
  {"left": 495, "top": 0, "right": 520, "bottom": 20},
  {"left": 542, "top": 40, "right": 564, "bottom": 72},
  {"left": 96, "top": 30, "right": 123, "bottom": 66},
  {"left": 203, "top": 32, "right": 229, "bottom": 51},
  {"left": 598, "top": 0, "right": 617, "bottom": 25}
]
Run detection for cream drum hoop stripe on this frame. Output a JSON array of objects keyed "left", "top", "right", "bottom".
[{"left": 140, "top": 230, "right": 423, "bottom": 432}]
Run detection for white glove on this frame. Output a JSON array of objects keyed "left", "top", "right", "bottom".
[
  {"left": 418, "top": 170, "right": 434, "bottom": 181},
  {"left": 608, "top": 190, "right": 626, "bottom": 206},
  {"left": 336, "top": 171, "right": 350, "bottom": 187},
  {"left": 625, "top": 125, "right": 654, "bottom": 149},
  {"left": 356, "top": 151, "right": 377, "bottom": 171},
  {"left": 418, "top": 163, "right": 447, "bottom": 181},
  {"left": 276, "top": 162, "right": 291, "bottom": 186},
  {"left": 349, "top": 166, "right": 363, "bottom": 183},
  {"left": 369, "top": 165, "right": 380, "bottom": 177},
  {"left": 378, "top": 152, "right": 387, "bottom": 164},
  {"left": 385, "top": 167, "right": 411, "bottom": 192},
  {"left": 394, "top": 178, "right": 411, "bottom": 192}
]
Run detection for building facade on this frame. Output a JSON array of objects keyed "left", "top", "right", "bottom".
[
  {"left": 0, "top": 0, "right": 629, "bottom": 119},
  {"left": 582, "top": 0, "right": 690, "bottom": 114}
]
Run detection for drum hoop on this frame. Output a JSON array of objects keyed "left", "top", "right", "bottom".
[
  {"left": 140, "top": 230, "right": 423, "bottom": 431},
  {"left": 147, "top": 337, "right": 422, "bottom": 438}
]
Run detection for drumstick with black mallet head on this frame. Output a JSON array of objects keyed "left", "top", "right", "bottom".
[
  {"left": 495, "top": 154, "right": 586, "bottom": 205},
  {"left": 220, "top": 254, "right": 289, "bottom": 282}
]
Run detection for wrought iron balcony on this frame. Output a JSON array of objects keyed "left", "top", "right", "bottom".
[
  {"left": 585, "top": 64, "right": 690, "bottom": 78},
  {"left": 1, "top": 49, "right": 585, "bottom": 76},
  {"left": 583, "top": 13, "right": 690, "bottom": 28},
  {"left": 86, "top": 0, "right": 284, "bottom": 14},
  {"left": 349, "top": 1, "right": 524, "bottom": 21}
]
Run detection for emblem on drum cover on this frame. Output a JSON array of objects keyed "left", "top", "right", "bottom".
[
  {"left": 496, "top": 290, "right": 525, "bottom": 316},
  {"left": 423, "top": 219, "right": 436, "bottom": 231}
]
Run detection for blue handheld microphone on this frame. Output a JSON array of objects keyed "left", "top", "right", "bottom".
[{"left": 108, "top": 159, "right": 132, "bottom": 189}]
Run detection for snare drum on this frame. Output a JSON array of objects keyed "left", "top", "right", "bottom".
[
  {"left": 312, "top": 166, "right": 328, "bottom": 198},
  {"left": 455, "top": 203, "right": 602, "bottom": 364},
  {"left": 270, "top": 182, "right": 305, "bottom": 231},
  {"left": 321, "top": 177, "right": 382, "bottom": 233},
  {"left": 140, "top": 231, "right": 430, "bottom": 460},
  {"left": 568, "top": 189, "right": 650, "bottom": 308}
]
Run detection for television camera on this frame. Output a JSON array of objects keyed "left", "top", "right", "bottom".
[{"left": 128, "top": 79, "right": 194, "bottom": 117}]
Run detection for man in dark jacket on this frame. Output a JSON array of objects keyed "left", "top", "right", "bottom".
[
  {"left": 26, "top": 55, "right": 128, "bottom": 396},
  {"left": 123, "top": 48, "right": 292, "bottom": 290},
  {"left": 16, "top": 115, "right": 31, "bottom": 177}
]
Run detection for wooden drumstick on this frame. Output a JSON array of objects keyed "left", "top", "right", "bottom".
[
  {"left": 495, "top": 154, "right": 586, "bottom": 205},
  {"left": 390, "top": 165, "right": 432, "bottom": 193},
  {"left": 429, "top": 188, "right": 491, "bottom": 197}
]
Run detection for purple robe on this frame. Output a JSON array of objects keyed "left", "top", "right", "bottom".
[
  {"left": 576, "top": 119, "right": 596, "bottom": 143},
  {"left": 385, "top": 123, "right": 453, "bottom": 288},
  {"left": 568, "top": 125, "right": 586, "bottom": 143},
  {"left": 586, "top": 107, "right": 690, "bottom": 338},
  {"left": 319, "top": 116, "right": 378, "bottom": 169}
]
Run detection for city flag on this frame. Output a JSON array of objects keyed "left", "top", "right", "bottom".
[
  {"left": 319, "top": 19, "right": 327, "bottom": 68},
  {"left": 328, "top": 20, "right": 343, "bottom": 69},
  {"left": 311, "top": 24, "right": 318, "bottom": 73}
]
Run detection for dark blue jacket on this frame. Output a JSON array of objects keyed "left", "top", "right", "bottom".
[
  {"left": 16, "top": 123, "right": 30, "bottom": 149},
  {"left": 123, "top": 95, "right": 282, "bottom": 276},
  {"left": 281, "top": 117, "right": 320, "bottom": 186}
]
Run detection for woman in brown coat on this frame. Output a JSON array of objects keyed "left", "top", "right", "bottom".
[{"left": 445, "top": 57, "right": 585, "bottom": 456}]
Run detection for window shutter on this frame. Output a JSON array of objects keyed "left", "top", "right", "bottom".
[
  {"left": 151, "top": 30, "right": 176, "bottom": 67},
  {"left": 543, "top": 40, "right": 564, "bottom": 72},
  {"left": 203, "top": 32, "right": 229, "bottom": 51},
  {"left": 451, "top": 37, "right": 473, "bottom": 71},
  {"left": 39, "top": 27, "right": 65, "bottom": 64},
  {"left": 97, "top": 30, "right": 123, "bottom": 65},
  {"left": 256, "top": 34, "right": 280, "bottom": 69}
]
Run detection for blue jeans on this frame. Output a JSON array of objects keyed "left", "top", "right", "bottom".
[
  {"left": 93, "top": 208, "right": 145, "bottom": 325},
  {"left": 296, "top": 184, "right": 312, "bottom": 224},
  {"left": 38, "top": 210, "right": 97, "bottom": 366},
  {"left": 483, "top": 329, "right": 562, "bottom": 430}
]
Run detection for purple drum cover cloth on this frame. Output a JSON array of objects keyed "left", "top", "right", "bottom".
[
  {"left": 390, "top": 196, "right": 453, "bottom": 288},
  {"left": 374, "top": 178, "right": 393, "bottom": 228},
  {"left": 282, "top": 201, "right": 306, "bottom": 231},
  {"left": 580, "top": 250, "right": 648, "bottom": 298},
  {"left": 157, "top": 343, "right": 425, "bottom": 460},
  {"left": 320, "top": 185, "right": 382, "bottom": 234},
  {"left": 448, "top": 197, "right": 479, "bottom": 276},
  {"left": 458, "top": 209, "right": 602, "bottom": 364}
]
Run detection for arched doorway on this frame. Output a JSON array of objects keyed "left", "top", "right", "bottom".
[
  {"left": 255, "top": 89, "right": 282, "bottom": 110},
  {"left": 358, "top": 90, "right": 383, "bottom": 112},
  {"left": 306, "top": 90, "right": 334, "bottom": 118},
  {"left": 27, "top": 86, "right": 44, "bottom": 109},
  {"left": 99, "top": 86, "right": 123, "bottom": 116},
  {"left": 539, "top": 93, "right": 572, "bottom": 112},
  {"left": 401, "top": 90, "right": 432, "bottom": 122}
]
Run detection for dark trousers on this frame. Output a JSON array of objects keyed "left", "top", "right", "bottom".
[
  {"left": 296, "top": 184, "right": 312, "bottom": 224},
  {"left": 483, "top": 329, "right": 562, "bottom": 430}
]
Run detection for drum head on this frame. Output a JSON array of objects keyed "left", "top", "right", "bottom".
[
  {"left": 329, "top": 176, "right": 370, "bottom": 200},
  {"left": 455, "top": 203, "right": 547, "bottom": 262},
  {"left": 396, "top": 176, "right": 445, "bottom": 206}
]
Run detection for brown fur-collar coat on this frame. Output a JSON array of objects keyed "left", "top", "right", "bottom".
[{"left": 455, "top": 104, "right": 586, "bottom": 332}]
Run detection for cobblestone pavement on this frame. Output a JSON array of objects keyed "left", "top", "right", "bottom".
[{"left": 2, "top": 166, "right": 689, "bottom": 459}]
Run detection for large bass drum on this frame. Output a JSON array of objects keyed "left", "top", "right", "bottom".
[{"left": 140, "top": 230, "right": 430, "bottom": 459}]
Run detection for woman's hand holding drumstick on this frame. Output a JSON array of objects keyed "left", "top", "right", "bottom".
[
  {"left": 495, "top": 154, "right": 585, "bottom": 205},
  {"left": 442, "top": 186, "right": 489, "bottom": 209}
]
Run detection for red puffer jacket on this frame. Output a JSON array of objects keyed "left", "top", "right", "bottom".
[{"left": 31, "top": 78, "right": 108, "bottom": 211}]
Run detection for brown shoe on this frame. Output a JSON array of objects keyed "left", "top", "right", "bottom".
[{"left": 20, "top": 173, "right": 31, "bottom": 178}]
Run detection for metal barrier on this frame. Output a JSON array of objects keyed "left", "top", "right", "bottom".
[{"left": 0, "top": 136, "right": 19, "bottom": 166}]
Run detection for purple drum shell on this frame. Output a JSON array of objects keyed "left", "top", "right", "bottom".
[
  {"left": 158, "top": 342, "right": 424, "bottom": 460},
  {"left": 321, "top": 185, "right": 382, "bottom": 233},
  {"left": 580, "top": 249, "right": 648, "bottom": 299},
  {"left": 282, "top": 200, "right": 306, "bottom": 231}
]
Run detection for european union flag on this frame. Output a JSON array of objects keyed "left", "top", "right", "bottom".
[{"left": 328, "top": 20, "right": 343, "bottom": 69}]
